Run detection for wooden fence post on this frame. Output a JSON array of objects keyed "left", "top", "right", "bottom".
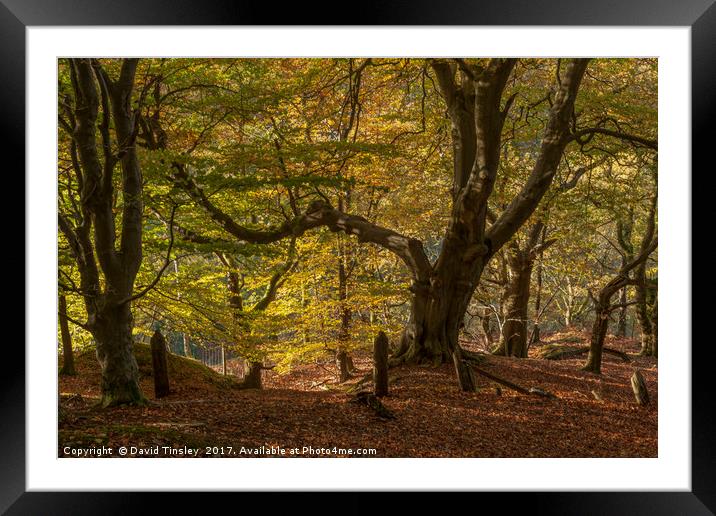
[
  {"left": 452, "top": 347, "right": 476, "bottom": 392},
  {"left": 150, "top": 329, "right": 170, "bottom": 398},
  {"left": 373, "top": 331, "right": 389, "bottom": 397}
]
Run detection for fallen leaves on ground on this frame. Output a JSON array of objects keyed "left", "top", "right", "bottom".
[{"left": 58, "top": 331, "right": 656, "bottom": 458}]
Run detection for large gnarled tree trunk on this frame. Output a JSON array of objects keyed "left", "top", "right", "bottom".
[{"left": 58, "top": 58, "right": 149, "bottom": 406}]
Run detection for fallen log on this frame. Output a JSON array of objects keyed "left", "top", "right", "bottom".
[
  {"left": 470, "top": 366, "right": 557, "bottom": 399},
  {"left": 346, "top": 372, "right": 373, "bottom": 394}
]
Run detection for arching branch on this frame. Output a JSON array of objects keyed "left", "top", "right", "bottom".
[
  {"left": 486, "top": 59, "right": 591, "bottom": 254},
  {"left": 172, "top": 163, "right": 432, "bottom": 282},
  {"left": 571, "top": 127, "right": 657, "bottom": 151}
]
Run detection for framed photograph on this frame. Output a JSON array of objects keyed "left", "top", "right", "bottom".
[{"left": 8, "top": 0, "right": 712, "bottom": 512}]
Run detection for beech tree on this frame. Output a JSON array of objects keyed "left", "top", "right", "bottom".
[
  {"left": 583, "top": 188, "right": 657, "bottom": 373},
  {"left": 58, "top": 58, "right": 160, "bottom": 406}
]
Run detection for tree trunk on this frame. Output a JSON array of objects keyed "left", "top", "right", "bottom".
[
  {"left": 150, "top": 329, "right": 170, "bottom": 398},
  {"left": 346, "top": 354, "right": 356, "bottom": 374},
  {"left": 394, "top": 255, "right": 486, "bottom": 365},
  {"left": 563, "top": 278, "right": 574, "bottom": 327},
  {"left": 336, "top": 196, "right": 353, "bottom": 382},
  {"left": 616, "top": 286, "right": 628, "bottom": 337},
  {"left": 584, "top": 231, "right": 657, "bottom": 374},
  {"left": 532, "top": 246, "right": 544, "bottom": 347},
  {"left": 336, "top": 350, "right": 352, "bottom": 383},
  {"left": 499, "top": 250, "right": 533, "bottom": 358},
  {"left": 59, "top": 59, "right": 146, "bottom": 407},
  {"left": 634, "top": 268, "right": 654, "bottom": 355},
  {"left": 92, "top": 303, "right": 145, "bottom": 407},
  {"left": 583, "top": 303, "right": 610, "bottom": 374},
  {"left": 182, "top": 334, "right": 192, "bottom": 358},
  {"left": 58, "top": 294, "right": 76, "bottom": 375},
  {"left": 373, "top": 331, "right": 389, "bottom": 397}
]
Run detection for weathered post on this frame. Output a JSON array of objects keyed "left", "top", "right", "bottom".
[
  {"left": 373, "top": 331, "right": 389, "bottom": 397},
  {"left": 452, "top": 347, "right": 476, "bottom": 392},
  {"left": 150, "top": 330, "right": 170, "bottom": 398},
  {"left": 630, "top": 369, "right": 650, "bottom": 406}
]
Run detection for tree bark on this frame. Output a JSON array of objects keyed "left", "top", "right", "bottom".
[
  {"left": 336, "top": 349, "right": 352, "bottom": 383},
  {"left": 93, "top": 303, "right": 144, "bottom": 407},
  {"left": 58, "top": 294, "right": 76, "bottom": 375},
  {"left": 634, "top": 268, "right": 654, "bottom": 355},
  {"left": 479, "top": 306, "right": 493, "bottom": 349},
  {"left": 499, "top": 248, "right": 534, "bottom": 358},
  {"left": 650, "top": 294, "right": 658, "bottom": 358},
  {"left": 494, "top": 223, "right": 554, "bottom": 358},
  {"left": 583, "top": 300, "right": 611, "bottom": 374}
]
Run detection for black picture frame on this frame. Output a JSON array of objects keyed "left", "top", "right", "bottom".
[{"left": 6, "top": 1, "right": 712, "bottom": 513}]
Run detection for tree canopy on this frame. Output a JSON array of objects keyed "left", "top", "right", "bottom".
[{"left": 58, "top": 57, "right": 657, "bottom": 403}]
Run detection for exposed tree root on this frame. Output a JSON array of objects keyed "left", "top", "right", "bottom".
[{"left": 350, "top": 391, "right": 396, "bottom": 419}]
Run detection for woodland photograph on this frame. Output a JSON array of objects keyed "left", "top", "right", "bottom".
[{"left": 57, "top": 57, "right": 658, "bottom": 458}]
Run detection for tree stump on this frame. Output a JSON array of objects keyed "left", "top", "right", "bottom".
[
  {"left": 373, "top": 331, "right": 389, "bottom": 397},
  {"left": 630, "top": 369, "right": 650, "bottom": 406},
  {"left": 150, "top": 330, "right": 170, "bottom": 398},
  {"left": 452, "top": 348, "right": 476, "bottom": 392}
]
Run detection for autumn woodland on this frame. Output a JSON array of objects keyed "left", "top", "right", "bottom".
[{"left": 58, "top": 58, "right": 658, "bottom": 458}]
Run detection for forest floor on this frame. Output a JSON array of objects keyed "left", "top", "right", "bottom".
[{"left": 58, "top": 329, "right": 657, "bottom": 458}]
